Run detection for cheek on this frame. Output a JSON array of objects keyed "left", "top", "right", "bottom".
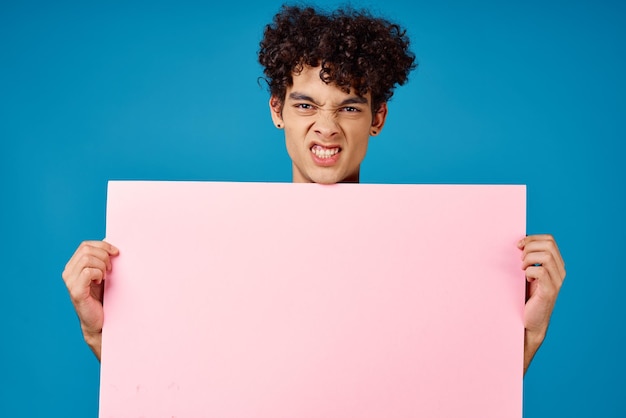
[
  {"left": 354, "top": 140, "right": 370, "bottom": 162},
  {"left": 283, "top": 127, "right": 308, "bottom": 157},
  {"left": 345, "top": 135, "right": 370, "bottom": 168},
  {"left": 348, "top": 126, "right": 371, "bottom": 150},
  {"left": 283, "top": 120, "right": 310, "bottom": 142}
]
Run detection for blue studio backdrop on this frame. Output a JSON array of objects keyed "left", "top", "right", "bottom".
[{"left": 1, "top": 0, "right": 625, "bottom": 416}]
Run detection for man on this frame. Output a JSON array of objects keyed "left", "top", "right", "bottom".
[{"left": 62, "top": 5, "right": 565, "bottom": 374}]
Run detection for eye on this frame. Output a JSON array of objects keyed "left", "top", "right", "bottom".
[
  {"left": 340, "top": 106, "right": 361, "bottom": 113},
  {"left": 293, "top": 102, "right": 318, "bottom": 116}
]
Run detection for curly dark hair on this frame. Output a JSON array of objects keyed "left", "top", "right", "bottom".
[{"left": 258, "top": 5, "right": 417, "bottom": 111}]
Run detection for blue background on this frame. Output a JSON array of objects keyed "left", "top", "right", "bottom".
[{"left": 1, "top": 0, "right": 624, "bottom": 416}]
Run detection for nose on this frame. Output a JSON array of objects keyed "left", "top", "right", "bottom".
[{"left": 313, "top": 109, "right": 339, "bottom": 139}]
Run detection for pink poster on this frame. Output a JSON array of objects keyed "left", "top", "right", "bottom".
[{"left": 101, "top": 181, "right": 526, "bottom": 418}]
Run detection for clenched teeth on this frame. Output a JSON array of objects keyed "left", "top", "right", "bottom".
[{"left": 311, "top": 145, "right": 340, "bottom": 159}]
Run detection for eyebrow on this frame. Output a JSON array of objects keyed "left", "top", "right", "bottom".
[{"left": 288, "top": 92, "right": 369, "bottom": 106}]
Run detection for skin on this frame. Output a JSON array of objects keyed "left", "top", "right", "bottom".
[
  {"left": 269, "top": 66, "right": 387, "bottom": 184},
  {"left": 62, "top": 240, "right": 118, "bottom": 360},
  {"left": 518, "top": 234, "right": 566, "bottom": 374},
  {"left": 62, "top": 66, "right": 566, "bottom": 372}
]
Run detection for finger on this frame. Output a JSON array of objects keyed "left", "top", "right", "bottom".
[
  {"left": 524, "top": 264, "right": 552, "bottom": 286},
  {"left": 68, "top": 241, "right": 119, "bottom": 265},
  {"left": 523, "top": 244, "right": 565, "bottom": 281},
  {"left": 76, "top": 240, "right": 119, "bottom": 256},
  {"left": 522, "top": 236, "right": 562, "bottom": 265},
  {"left": 519, "top": 235, "right": 565, "bottom": 277},
  {"left": 522, "top": 252, "right": 563, "bottom": 289},
  {"left": 63, "top": 241, "right": 118, "bottom": 281},
  {"left": 66, "top": 255, "right": 108, "bottom": 291},
  {"left": 64, "top": 247, "right": 109, "bottom": 285},
  {"left": 68, "top": 267, "right": 105, "bottom": 305},
  {"left": 101, "top": 240, "right": 120, "bottom": 256},
  {"left": 520, "top": 235, "right": 564, "bottom": 264},
  {"left": 524, "top": 265, "right": 558, "bottom": 302},
  {"left": 523, "top": 266, "right": 558, "bottom": 335}
]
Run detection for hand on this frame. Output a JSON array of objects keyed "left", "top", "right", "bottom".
[
  {"left": 518, "top": 234, "right": 565, "bottom": 374},
  {"left": 62, "top": 240, "right": 119, "bottom": 361}
]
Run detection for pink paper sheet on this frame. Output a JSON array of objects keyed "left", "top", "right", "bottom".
[{"left": 101, "top": 181, "right": 526, "bottom": 418}]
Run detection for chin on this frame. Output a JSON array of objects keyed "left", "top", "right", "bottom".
[
  {"left": 315, "top": 178, "right": 341, "bottom": 185},
  {"left": 310, "top": 170, "right": 359, "bottom": 185},
  {"left": 293, "top": 163, "right": 359, "bottom": 184},
  {"left": 309, "top": 175, "right": 340, "bottom": 185}
]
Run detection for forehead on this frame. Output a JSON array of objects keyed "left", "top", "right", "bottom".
[{"left": 288, "top": 66, "right": 371, "bottom": 104}]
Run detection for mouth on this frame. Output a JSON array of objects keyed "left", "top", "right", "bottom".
[{"left": 311, "top": 144, "right": 341, "bottom": 161}]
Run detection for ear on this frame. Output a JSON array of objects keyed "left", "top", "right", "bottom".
[
  {"left": 269, "top": 96, "right": 284, "bottom": 128},
  {"left": 370, "top": 102, "right": 388, "bottom": 136}
]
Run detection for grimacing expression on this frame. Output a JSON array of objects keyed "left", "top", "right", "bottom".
[{"left": 270, "top": 65, "right": 388, "bottom": 184}]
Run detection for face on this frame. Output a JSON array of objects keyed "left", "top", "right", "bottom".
[{"left": 270, "top": 65, "right": 388, "bottom": 184}]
